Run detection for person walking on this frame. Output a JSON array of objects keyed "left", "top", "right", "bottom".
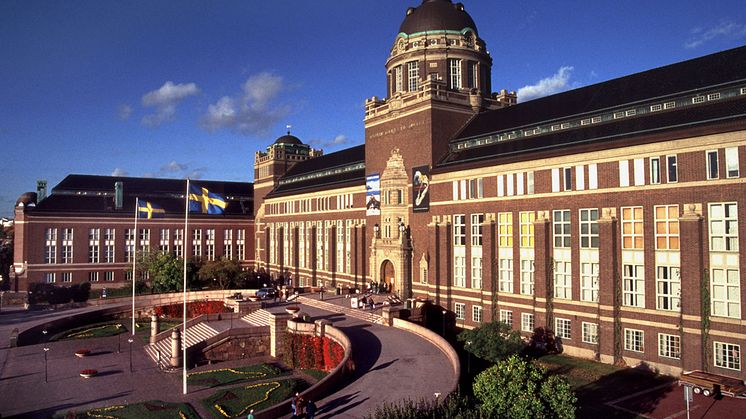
[
  {"left": 291, "top": 393, "right": 299, "bottom": 418},
  {"left": 246, "top": 409, "right": 254, "bottom": 419},
  {"left": 306, "top": 400, "right": 317, "bottom": 419}
]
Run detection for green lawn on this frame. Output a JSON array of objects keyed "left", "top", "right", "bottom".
[
  {"left": 300, "top": 368, "right": 328, "bottom": 381},
  {"left": 55, "top": 400, "right": 199, "bottom": 419},
  {"left": 135, "top": 319, "right": 181, "bottom": 343},
  {"left": 202, "top": 378, "right": 307, "bottom": 418},
  {"left": 188, "top": 363, "right": 285, "bottom": 388},
  {"left": 50, "top": 321, "right": 128, "bottom": 341}
]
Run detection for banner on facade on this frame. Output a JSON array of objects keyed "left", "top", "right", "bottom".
[
  {"left": 366, "top": 173, "right": 381, "bottom": 216},
  {"left": 412, "top": 165, "right": 430, "bottom": 212}
]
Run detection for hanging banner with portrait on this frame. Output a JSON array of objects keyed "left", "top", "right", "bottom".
[
  {"left": 412, "top": 165, "right": 430, "bottom": 212},
  {"left": 366, "top": 173, "right": 381, "bottom": 216}
]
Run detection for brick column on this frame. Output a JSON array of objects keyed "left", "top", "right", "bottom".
[
  {"left": 482, "top": 214, "right": 496, "bottom": 321},
  {"left": 428, "top": 218, "right": 439, "bottom": 304},
  {"left": 310, "top": 225, "right": 317, "bottom": 287},
  {"left": 598, "top": 208, "right": 619, "bottom": 365},
  {"left": 679, "top": 203, "right": 705, "bottom": 371},
  {"left": 269, "top": 312, "right": 291, "bottom": 358},
  {"left": 533, "top": 212, "right": 551, "bottom": 328},
  {"left": 439, "top": 217, "right": 452, "bottom": 310}
]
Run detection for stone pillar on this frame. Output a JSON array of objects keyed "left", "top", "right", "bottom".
[
  {"left": 679, "top": 203, "right": 705, "bottom": 371},
  {"left": 149, "top": 315, "right": 160, "bottom": 344},
  {"left": 315, "top": 319, "right": 330, "bottom": 337},
  {"left": 533, "top": 212, "right": 551, "bottom": 328},
  {"left": 170, "top": 328, "right": 181, "bottom": 367},
  {"left": 269, "top": 312, "right": 292, "bottom": 358},
  {"left": 597, "top": 208, "right": 619, "bottom": 365}
]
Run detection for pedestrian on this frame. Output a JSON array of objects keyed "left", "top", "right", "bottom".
[
  {"left": 291, "top": 392, "right": 299, "bottom": 417},
  {"left": 320, "top": 286, "right": 325, "bottom": 301},
  {"left": 306, "top": 400, "right": 317, "bottom": 419},
  {"left": 247, "top": 409, "right": 254, "bottom": 419}
]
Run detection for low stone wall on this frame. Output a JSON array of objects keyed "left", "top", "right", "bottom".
[
  {"left": 391, "top": 317, "right": 461, "bottom": 397},
  {"left": 16, "top": 305, "right": 129, "bottom": 346},
  {"left": 255, "top": 322, "right": 353, "bottom": 419},
  {"left": 87, "top": 289, "right": 260, "bottom": 310},
  {"left": 191, "top": 326, "right": 270, "bottom": 364}
]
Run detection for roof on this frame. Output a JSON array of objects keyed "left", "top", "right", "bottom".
[
  {"left": 28, "top": 174, "right": 253, "bottom": 217},
  {"left": 273, "top": 134, "right": 303, "bottom": 145},
  {"left": 266, "top": 145, "right": 365, "bottom": 197},
  {"left": 399, "top": 0, "right": 477, "bottom": 36}
]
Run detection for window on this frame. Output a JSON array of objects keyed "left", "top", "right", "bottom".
[
  {"left": 223, "top": 229, "right": 233, "bottom": 259},
  {"left": 634, "top": 158, "right": 645, "bottom": 186},
  {"left": 619, "top": 160, "right": 630, "bottom": 187},
  {"left": 498, "top": 259, "right": 513, "bottom": 293},
  {"left": 726, "top": 147, "right": 739, "bottom": 178},
  {"left": 471, "top": 256, "right": 483, "bottom": 290},
  {"left": 582, "top": 322, "right": 599, "bottom": 344},
  {"left": 174, "top": 229, "right": 184, "bottom": 259},
  {"left": 626, "top": 109, "right": 637, "bottom": 116},
  {"left": 88, "top": 228, "right": 100, "bottom": 263},
  {"left": 125, "top": 228, "right": 135, "bottom": 262},
  {"left": 707, "top": 150, "right": 719, "bottom": 179},
  {"left": 407, "top": 61, "right": 419, "bottom": 91},
  {"left": 527, "top": 171, "right": 535, "bottom": 194},
  {"left": 62, "top": 228, "right": 73, "bottom": 264},
  {"left": 711, "top": 268, "right": 741, "bottom": 318},
  {"left": 650, "top": 104, "right": 662, "bottom": 112},
  {"left": 650, "top": 157, "right": 661, "bottom": 184},
  {"left": 394, "top": 65, "right": 403, "bottom": 93},
  {"left": 667, "top": 155, "right": 678, "bottom": 183},
  {"left": 621, "top": 207, "right": 644, "bottom": 249},
  {"left": 655, "top": 205, "right": 680, "bottom": 250},
  {"left": 554, "top": 261, "right": 572, "bottom": 299},
  {"left": 471, "top": 214, "right": 484, "bottom": 246},
  {"left": 468, "top": 178, "right": 484, "bottom": 199},
  {"left": 159, "top": 228, "right": 169, "bottom": 253},
  {"left": 709, "top": 203, "right": 738, "bottom": 251},
  {"left": 44, "top": 228, "right": 57, "bottom": 264},
  {"left": 62, "top": 272, "right": 72, "bottom": 283},
  {"left": 453, "top": 215, "right": 466, "bottom": 246},
  {"left": 553, "top": 210, "right": 571, "bottom": 248},
  {"left": 555, "top": 318, "right": 571, "bottom": 340},
  {"left": 708, "top": 92, "right": 721, "bottom": 101},
  {"left": 206, "top": 229, "right": 215, "bottom": 261},
  {"left": 563, "top": 167, "right": 572, "bottom": 191},
  {"left": 192, "top": 229, "right": 202, "bottom": 258},
  {"left": 521, "top": 313, "right": 535, "bottom": 332},
  {"left": 472, "top": 305, "right": 483, "bottom": 323},
  {"left": 625, "top": 329, "right": 645, "bottom": 352},
  {"left": 580, "top": 262, "right": 599, "bottom": 302},
  {"left": 468, "top": 61, "right": 478, "bottom": 89},
  {"left": 693, "top": 96, "right": 705, "bottom": 104},
  {"left": 453, "top": 255, "right": 466, "bottom": 288},
  {"left": 45, "top": 273, "right": 56, "bottom": 283},
  {"left": 448, "top": 58, "right": 462, "bottom": 90},
  {"left": 105, "top": 271, "right": 114, "bottom": 282},
  {"left": 236, "top": 229, "right": 246, "bottom": 260},
  {"left": 498, "top": 212, "right": 513, "bottom": 247},
  {"left": 623, "top": 264, "right": 645, "bottom": 308},
  {"left": 520, "top": 212, "right": 535, "bottom": 248},
  {"left": 579, "top": 208, "right": 599, "bottom": 248},
  {"left": 714, "top": 342, "right": 741, "bottom": 370},
  {"left": 455, "top": 303, "right": 466, "bottom": 320},
  {"left": 104, "top": 228, "right": 115, "bottom": 263},
  {"left": 89, "top": 272, "right": 99, "bottom": 282},
  {"left": 656, "top": 266, "right": 681, "bottom": 311},
  {"left": 659, "top": 334, "right": 681, "bottom": 359},
  {"left": 520, "top": 259, "right": 534, "bottom": 295},
  {"left": 499, "top": 310, "right": 513, "bottom": 327}
]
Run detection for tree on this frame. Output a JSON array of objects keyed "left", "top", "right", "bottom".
[
  {"left": 457, "top": 320, "right": 525, "bottom": 363},
  {"left": 144, "top": 251, "right": 184, "bottom": 293},
  {"left": 198, "top": 257, "right": 242, "bottom": 290},
  {"left": 473, "top": 355, "right": 576, "bottom": 419}
]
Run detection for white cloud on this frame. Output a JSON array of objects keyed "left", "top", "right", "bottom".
[
  {"left": 118, "top": 104, "right": 132, "bottom": 120},
  {"left": 309, "top": 134, "right": 350, "bottom": 148},
  {"left": 161, "top": 160, "right": 188, "bottom": 173},
  {"left": 685, "top": 21, "right": 746, "bottom": 49},
  {"left": 201, "top": 72, "right": 290, "bottom": 135},
  {"left": 111, "top": 168, "right": 128, "bottom": 177},
  {"left": 517, "top": 66, "right": 574, "bottom": 102},
  {"left": 141, "top": 81, "right": 200, "bottom": 127}
]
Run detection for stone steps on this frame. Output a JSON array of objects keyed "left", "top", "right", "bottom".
[
  {"left": 297, "top": 296, "right": 385, "bottom": 324},
  {"left": 144, "top": 322, "right": 220, "bottom": 365}
]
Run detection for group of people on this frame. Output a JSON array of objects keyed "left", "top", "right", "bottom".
[
  {"left": 290, "top": 392, "right": 317, "bottom": 419},
  {"left": 358, "top": 294, "right": 376, "bottom": 310},
  {"left": 366, "top": 280, "right": 389, "bottom": 294}
]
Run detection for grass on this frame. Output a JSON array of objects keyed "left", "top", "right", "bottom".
[
  {"left": 55, "top": 400, "right": 199, "bottom": 419},
  {"left": 202, "top": 378, "right": 307, "bottom": 418},
  {"left": 50, "top": 321, "right": 129, "bottom": 341},
  {"left": 135, "top": 318, "right": 181, "bottom": 343},
  {"left": 188, "top": 363, "right": 285, "bottom": 388},
  {"left": 300, "top": 368, "right": 328, "bottom": 381}
]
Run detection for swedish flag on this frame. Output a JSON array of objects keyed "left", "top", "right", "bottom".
[
  {"left": 188, "top": 184, "right": 227, "bottom": 214},
  {"left": 138, "top": 200, "right": 166, "bottom": 219}
]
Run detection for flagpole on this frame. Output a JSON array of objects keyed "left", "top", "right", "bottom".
[
  {"left": 182, "top": 179, "right": 189, "bottom": 395},
  {"left": 132, "top": 197, "right": 138, "bottom": 336}
]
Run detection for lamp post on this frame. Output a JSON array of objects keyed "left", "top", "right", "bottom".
[
  {"left": 116, "top": 324, "right": 122, "bottom": 353},
  {"left": 442, "top": 310, "right": 447, "bottom": 337},
  {"left": 43, "top": 347, "right": 50, "bottom": 383},
  {"left": 433, "top": 392, "right": 441, "bottom": 419},
  {"left": 465, "top": 341, "right": 472, "bottom": 375},
  {"left": 128, "top": 338, "right": 134, "bottom": 372}
]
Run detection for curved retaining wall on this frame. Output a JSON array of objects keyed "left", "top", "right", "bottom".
[
  {"left": 254, "top": 324, "right": 353, "bottom": 419},
  {"left": 87, "top": 289, "right": 260, "bottom": 309},
  {"left": 391, "top": 317, "right": 461, "bottom": 397}
]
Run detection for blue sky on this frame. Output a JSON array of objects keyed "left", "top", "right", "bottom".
[{"left": 2, "top": 0, "right": 745, "bottom": 218}]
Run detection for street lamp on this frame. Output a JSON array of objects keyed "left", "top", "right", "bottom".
[
  {"left": 465, "top": 341, "right": 472, "bottom": 375},
  {"left": 442, "top": 310, "right": 447, "bottom": 337},
  {"left": 43, "top": 347, "right": 50, "bottom": 383},
  {"left": 116, "top": 324, "right": 122, "bottom": 353},
  {"left": 128, "top": 338, "right": 134, "bottom": 372},
  {"left": 42, "top": 329, "right": 48, "bottom": 341},
  {"left": 433, "top": 392, "right": 441, "bottom": 419}
]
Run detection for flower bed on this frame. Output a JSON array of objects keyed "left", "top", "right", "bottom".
[
  {"left": 75, "top": 349, "right": 91, "bottom": 358},
  {"left": 71, "top": 400, "right": 200, "bottom": 419},
  {"left": 79, "top": 369, "right": 98, "bottom": 378},
  {"left": 283, "top": 334, "right": 344, "bottom": 372},
  {"left": 202, "top": 379, "right": 306, "bottom": 418},
  {"left": 187, "top": 363, "right": 284, "bottom": 387},
  {"left": 154, "top": 300, "right": 228, "bottom": 318}
]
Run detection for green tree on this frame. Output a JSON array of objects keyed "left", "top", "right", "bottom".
[
  {"left": 198, "top": 257, "right": 242, "bottom": 290},
  {"left": 473, "top": 355, "right": 576, "bottom": 419},
  {"left": 144, "top": 251, "right": 184, "bottom": 293},
  {"left": 457, "top": 321, "right": 525, "bottom": 363}
]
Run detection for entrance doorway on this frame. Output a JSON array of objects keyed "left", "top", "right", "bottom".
[{"left": 380, "top": 260, "right": 395, "bottom": 294}]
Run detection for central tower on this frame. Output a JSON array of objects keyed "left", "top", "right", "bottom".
[{"left": 365, "top": 0, "right": 515, "bottom": 298}]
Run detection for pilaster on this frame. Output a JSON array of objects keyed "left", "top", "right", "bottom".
[
  {"left": 598, "top": 208, "right": 619, "bottom": 364},
  {"left": 679, "top": 203, "right": 705, "bottom": 371},
  {"left": 533, "top": 211, "right": 551, "bottom": 328}
]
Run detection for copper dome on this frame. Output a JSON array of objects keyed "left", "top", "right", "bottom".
[{"left": 399, "top": 0, "right": 477, "bottom": 36}]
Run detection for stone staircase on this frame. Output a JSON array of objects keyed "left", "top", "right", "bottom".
[
  {"left": 144, "top": 322, "right": 220, "bottom": 365},
  {"left": 297, "top": 296, "right": 385, "bottom": 324},
  {"left": 241, "top": 309, "right": 271, "bottom": 326}
]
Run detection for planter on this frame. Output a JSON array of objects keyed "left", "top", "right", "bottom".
[
  {"left": 75, "top": 349, "right": 91, "bottom": 358},
  {"left": 80, "top": 369, "right": 98, "bottom": 378},
  {"left": 285, "top": 306, "right": 300, "bottom": 315}
]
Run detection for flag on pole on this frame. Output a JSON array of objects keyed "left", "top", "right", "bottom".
[
  {"left": 188, "top": 184, "right": 227, "bottom": 214},
  {"left": 137, "top": 200, "right": 166, "bottom": 219}
]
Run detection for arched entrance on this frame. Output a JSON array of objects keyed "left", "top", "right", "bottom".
[{"left": 380, "top": 260, "right": 395, "bottom": 294}]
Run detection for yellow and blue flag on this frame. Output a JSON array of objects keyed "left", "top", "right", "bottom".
[
  {"left": 138, "top": 200, "right": 166, "bottom": 219},
  {"left": 188, "top": 184, "right": 227, "bottom": 214}
]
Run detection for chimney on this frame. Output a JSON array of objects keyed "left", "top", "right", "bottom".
[
  {"left": 115, "top": 181, "right": 123, "bottom": 210},
  {"left": 36, "top": 180, "right": 47, "bottom": 202}
]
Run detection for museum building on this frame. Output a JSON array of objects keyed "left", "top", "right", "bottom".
[{"left": 253, "top": 0, "right": 746, "bottom": 378}]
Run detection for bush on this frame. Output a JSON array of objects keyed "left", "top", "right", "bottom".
[{"left": 71, "top": 282, "right": 91, "bottom": 302}]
